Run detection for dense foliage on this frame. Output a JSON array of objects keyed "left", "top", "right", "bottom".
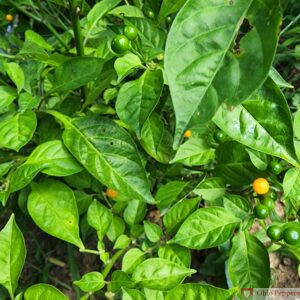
[{"left": 0, "top": 0, "right": 300, "bottom": 299}]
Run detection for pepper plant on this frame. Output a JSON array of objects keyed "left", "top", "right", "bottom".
[{"left": 0, "top": 0, "right": 299, "bottom": 299}]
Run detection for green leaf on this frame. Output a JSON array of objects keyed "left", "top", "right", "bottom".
[
  {"left": 213, "top": 78, "right": 299, "bottom": 168},
  {"left": 50, "top": 57, "right": 104, "bottom": 93},
  {"left": 0, "top": 86, "right": 17, "bottom": 113},
  {"left": 294, "top": 109, "right": 300, "bottom": 140},
  {"left": 140, "top": 112, "right": 175, "bottom": 164},
  {"left": 85, "top": 0, "right": 122, "bottom": 44},
  {"left": 170, "top": 137, "right": 215, "bottom": 166},
  {"left": 156, "top": 181, "right": 188, "bottom": 212},
  {"left": 158, "top": 244, "right": 191, "bottom": 268},
  {"left": 158, "top": 0, "right": 187, "bottom": 22},
  {"left": 87, "top": 200, "right": 113, "bottom": 239},
  {"left": 170, "top": 207, "right": 241, "bottom": 250},
  {"left": 49, "top": 111, "right": 154, "bottom": 203},
  {"left": 123, "top": 199, "right": 147, "bottom": 226},
  {"left": 144, "top": 221, "right": 162, "bottom": 243},
  {"left": 144, "top": 289, "right": 164, "bottom": 300},
  {"left": 107, "top": 215, "right": 125, "bottom": 242},
  {"left": 163, "top": 197, "right": 200, "bottom": 234},
  {"left": 194, "top": 177, "right": 226, "bottom": 202},
  {"left": 165, "top": 283, "right": 237, "bottom": 300},
  {"left": 125, "top": 18, "right": 166, "bottom": 60},
  {"left": 28, "top": 179, "right": 83, "bottom": 248},
  {"left": 18, "top": 92, "right": 40, "bottom": 113},
  {"left": 228, "top": 231, "right": 270, "bottom": 292},
  {"left": 74, "top": 272, "right": 105, "bottom": 292},
  {"left": 283, "top": 168, "right": 300, "bottom": 211},
  {"left": 114, "top": 234, "right": 131, "bottom": 249},
  {"left": 122, "top": 288, "right": 146, "bottom": 300},
  {"left": 214, "top": 141, "right": 262, "bottom": 186},
  {"left": 122, "top": 248, "right": 145, "bottom": 274},
  {"left": 74, "top": 191, "right": 93, "bottom": 215},
  {"left": 109, "top": 5, "right": 144, "bottom": 18},
  {"left": 165, "top": 0, "right": 282, "bottom": 147},
  {"left": 246, "top": 148, "right": 269, "bottom": 171},
  {"left": 132, "top": 258, "right": 196, "bottom": 291},
  {"left": 9, "top": 140, "right": 82, "bottom": 194},
  {"left": 24, "top": 284, "right": 68, "bottom": 300},
  {"left": 114, "top": 53, "right": 142, "bottom": 83},
  {"left": 0, "top": 214, "right": 26, "bottom": 298},
  {"left": 116, "top": 69, "right": 164, "bottom": 138},
  {"left": 108, "top": 270, "right": 135, "bottom": 292},
  {"left": 223, "top": 194, "right": 250, "bottom": 220},
  {"left": 25, "top": 30, "right": 54, "bottom": 51},
  {"left": 0, "top": 110, "right": 37, "bottom": 151},
  {"left": 269, "top": 67, "right": 293, "bottom": 89},
  {"left": 4, "top": 62, "right": 25, "bottom": 93}
]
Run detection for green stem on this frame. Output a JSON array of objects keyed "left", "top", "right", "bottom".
[
  {"left": 280, "top": 14, "right": 300, "bottom": 36},
  {"left": 68, "top": 0, "right": 88, "bottom": 102},
  {"left": 7, "top": 0, "right": 69, "bottom": 51},
  {"left": 79, "top": 248, "right": 100, "bottom": 255},
  {"left": 67, "top": 244, "right": 81, "bottom": 299},
  {"left": 102, "top": 249, "right": 126, "bottom": 279}
]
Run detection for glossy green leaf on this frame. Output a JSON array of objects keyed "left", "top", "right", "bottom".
[
  {"left": 116, "top": 69, "right": 163, "bottom": 138},
  {"left": 158, "top": 0, "right": 187, "bottom": 22},
  {"left": 246, "top": 148, "right": 269, "bottom": 171},
  {"left": 213, "top": 79, "right": 299, "bottom": 168},
  {"left": 165, "top": 283, "right": 237, "bottom": 300},
  {"left": 0, "top": 214, "right": 26, "bottom": 298},
  {"left": 25, "top": 30, "right": 53, "bottom": 51},
  {"left": 114, "top": 234, "right": 131, "bottom": 249},
  {"left": 49, "top": 111, "right": 154, "bottom": 203},
  {"left": 283, "top": 168, "right": 300, "bottom": 211},
  {"left": 24, "top": 284, "right": 68, "bottom": 300},
  {"left": 109, "top": 5, "right": 144, "bottom": 18},
  {"left": 122, "top": 248, "right": 145, "bottom": 274},
  {"left": 123, "top": 199, "right": 147, "bottom": 226},
  {"left": 87, "top": 200, "right": 113, "bottom": 239},
  {"left": 108, "top": 270, "right": 135, "bottom": 292},
  {"left": 9, "top": 140, "right": 82, "bottom": 194},
  {"left": 156, "top": 181, "right": 188, "bottom": 212},
  {"left": 4, "top": 62, "right": 25, "bottom": 93},
  {"left": 163, "top": 197, "right": 200, "bottom": 234},
  {"left": 85, "top": 0, "right": 122, "bottom": 44},
  {"left": 107, "top": 215, "right": 125, "bottom": 242},
  {"left": 269, "top": 67, "right": 293, "bottom": 89},
  {"left": 170, "top": 137, "right": 215, "bottom": 166},
  {"left": 132, "top": 258, "right": 196, "bottom": 291},
  {"left": 0, "top": 86, "right": 17, "bottom": 113},
  {"left": 228, "top": 231, "right": 270, "bottom": 292},
  {"left": 74, "top": 272, "right": 105, "bottom": 292},
  {"left": 74, "top": 191, "right": 93, "bottom": 215},
  {"left": 50, "top": 57, "right": 104, "bottom": 93},
  {"left": 0, "top": 110, "right": 37, "bottom": 151},
  {"left": 194, "top": 177, "right": 226, "bottom": 202},
  {"left": 125, "top": 18, "right": 166, "bottom": 60},
  {"left": 214, "top": 141, "right": 262, "bottom": 186},
  {"left": 165, "top": 0, "right": 282, "bottom": 147},
  {"left": 18, "top": 92, "right": 40, "bottom": 113},
  {"left": 140, "top": 112, "right": 175, "bottom": 164},
  {"left": 122, "top": 288, "right": 146, "bottom": 300},
  {"left": 28, "top": 179, "right": 83, "bottom": 248},
  {"left": 114, "top": 53, "right": 142, "bottom": 83},
  {"left": 144, "top": 221, "right": 162, "bottom": 243},
  {"left": 144, "top": 289, "right": 164, "bottom": 300},
  {"left": 294, "top": 109, "right": 300, "bottom": 140},
  {"left": 223, "top": 194, "right": 250, "bottom": 219},
  {"left": 170, "top": 207, "right": 241, "bottom": 250},
  {"left": 158, "top": 244, "right": 191, "bottom": 268}
]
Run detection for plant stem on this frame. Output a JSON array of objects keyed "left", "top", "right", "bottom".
[
  {"left": 68, "top": 0, "right": 88, "bottom": 102},
  {"left": 67, "top": 244, "right": 81, "bottom": 299},
  {"left": 280, "top": 14, "right": 300, "bottom": 36},
  {"left": 102, "top": 249, "right": 126, "bottom": 279},
  {"left": 7, "top": 0, "right": 69, "bottom": 51},
  {"left": 79, "top": 248, "right": 100, "bottom": 255}
]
